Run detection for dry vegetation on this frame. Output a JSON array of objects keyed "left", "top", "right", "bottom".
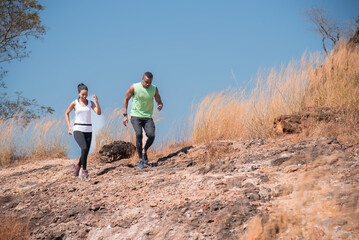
[
  {"left": 0, "top": 117, "right": 68, "bottom": 166},
  {"left": 191, "top": 42, "right": 359, "bottom": 144}
]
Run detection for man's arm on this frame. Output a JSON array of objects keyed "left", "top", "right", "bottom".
[
  {"left": 123, "top": 85, "right": 134, "bottom": 126},
  {"left": 154, "top": 87, "right": 163, "bottom": 111}
]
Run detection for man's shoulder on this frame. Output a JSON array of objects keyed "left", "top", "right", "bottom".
[{"left": 133, "top": 82, "right": 142, "bottom": 88}]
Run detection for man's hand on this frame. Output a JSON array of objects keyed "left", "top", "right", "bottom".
[
  {"left": 68, "top": 127, "right": 73, "bottom": 135},
  {"left": 157, "top": 104, "right": 163, "bottom": 111},
  {"left": 123, "top": 116, "right": 128, "bottom": 126}
]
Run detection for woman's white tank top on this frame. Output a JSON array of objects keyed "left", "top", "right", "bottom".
[{"left": 73, "top": 99, "right": 92, "bottom": 132}]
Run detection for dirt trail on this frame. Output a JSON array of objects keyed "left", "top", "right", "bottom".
[{"left": 1, "top": 136, "right": 358, "bottom": 239}]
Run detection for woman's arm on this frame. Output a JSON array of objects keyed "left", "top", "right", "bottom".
[
  {"left": 92, "top": 94, "right": 101, "bottom": 115},
  {"left": 65, "top": 101, "right": 76, "bottom": 135}
]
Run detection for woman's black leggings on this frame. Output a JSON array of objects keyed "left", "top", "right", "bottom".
[
  {"left": 130, "top": 116, "right": 155, "bottom": 158},
  {"left": 74, "top": 131, "right": 92, "bottom": 170}
]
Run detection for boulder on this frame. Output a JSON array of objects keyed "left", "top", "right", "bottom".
[
  {"left": 98, "top": 140, "right": 136, "bottom": 163},
  {"left": 274, "top": 107, "right": 344, "bottom": 135}
]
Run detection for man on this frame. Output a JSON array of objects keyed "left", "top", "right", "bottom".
[{"left": 123, "top": 72, "right": 163, "bottom": 169}]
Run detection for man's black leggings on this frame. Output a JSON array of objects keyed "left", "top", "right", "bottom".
[
  {"left": 74, "top": 131, "right": 92, "bottom": 170},
  {"left": 130, "top": 116, "right": 155, "bottom": 158}
]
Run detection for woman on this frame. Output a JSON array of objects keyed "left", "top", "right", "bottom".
[{"left": 65, "top": 83, "right": 101, "bottom": 178}]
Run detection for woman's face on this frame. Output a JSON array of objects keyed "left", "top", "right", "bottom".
[{"left": 78, "top": 90, "right": 88, "bottom": 102}]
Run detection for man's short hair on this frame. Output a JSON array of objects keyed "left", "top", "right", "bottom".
[{"left": 144, "top": 72, "right": 153, "bottom": 79}]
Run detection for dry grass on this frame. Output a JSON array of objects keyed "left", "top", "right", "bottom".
[
  {"left": 191, "top": 53, "right": 316, "bottom": 143},
  {"left": 0, "top": 117, "right": 68, "bottom": 166},
  {"left": 304, "top": 42, "right": 359, "bottom": 112},
  {"left": 0, "top": 215, "right": 29, "bottom": 240},
  {"left": 191, "top": 41, "right": 359, "bottom": 144}
]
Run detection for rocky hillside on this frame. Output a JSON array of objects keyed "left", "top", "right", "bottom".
[{"left": 1, "top": 132, "right": 358, "bottom": 239}]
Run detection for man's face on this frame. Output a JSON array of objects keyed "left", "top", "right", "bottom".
[{"left": 142, "top": 75, "right": 153, "bottom": 88}]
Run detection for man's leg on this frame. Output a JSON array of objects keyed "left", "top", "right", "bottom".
[
  {"left": 143, "top": 118, "right": 155, "bottom": 152},
  {"left": 130, "top": 116, "right": 144, "bottom": 159}
]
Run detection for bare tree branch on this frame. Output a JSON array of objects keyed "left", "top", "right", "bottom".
[
  {"left": 303, "top": 7, "right": 345, "bottom": 55},
  {"left": 0, "top": 0, "right": 46, "bottom": 63}
]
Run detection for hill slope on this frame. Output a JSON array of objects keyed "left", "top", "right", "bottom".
[{"left": 1, "top": 135, "right": 358, "bottom": 239}]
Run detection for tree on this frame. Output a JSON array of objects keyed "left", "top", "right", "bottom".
[
  {"left": 0, "top": 90, "right": 54, "bottom": 125},
  {"left": 0, "top": 0, "right": 46, "bottom": 63},
  {"left": 0, "top": 0, "right": 53, "bottom": 124},
  {"left": 304, "top": 8, "right": 356, "bottom": 56}
]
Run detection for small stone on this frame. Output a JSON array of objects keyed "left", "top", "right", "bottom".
[{"left": 283, "top": 165, "right": 299, "bottom": 173}]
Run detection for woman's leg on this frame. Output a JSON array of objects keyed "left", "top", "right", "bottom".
[
  {"left": 74, "top": 131, "right": 91, "bottom": 169},
  {"left": 82, "top": 132, "right": 92, "bottom": 170}
]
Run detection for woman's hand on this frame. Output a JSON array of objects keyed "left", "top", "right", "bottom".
[
  {"left": 68, "top": 127, "right": 73, "bottom": 135},
  {"left": 93, "top": 94, "right": 98, "bottom": 102}
]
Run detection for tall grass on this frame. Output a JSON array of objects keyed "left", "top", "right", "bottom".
[
  {"left": 191, "top": 53, "right": 319, "bottom": 143},
  {"left": 0, "top": 117, "right": 68, "bottom": 166},
  {"left": 304, "top": 42, "right": 359, "bottom": 112},
  {"left": 191, "top": 41, "right": 359, "bottom": 144}
]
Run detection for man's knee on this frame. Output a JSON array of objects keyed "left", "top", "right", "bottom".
[
  {"left": 135, "top": 132, "right": 143, "bottom": 139},
  {"left": 146, "top": 132, "right": 155, "bottom": 140}
]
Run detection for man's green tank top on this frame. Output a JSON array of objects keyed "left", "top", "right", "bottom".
[{"left": 131, "top": 82, "right": 157, "bottom": 118}]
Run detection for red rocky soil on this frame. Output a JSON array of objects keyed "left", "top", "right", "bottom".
[{"left": 1, "top": 136, "right": 359, "bottom": 239}]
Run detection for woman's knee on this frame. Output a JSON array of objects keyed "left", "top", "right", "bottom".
[{"left": 81, "top": 147, "right": 90, "bottom": 154}]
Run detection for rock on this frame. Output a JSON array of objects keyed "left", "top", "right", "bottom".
[
  {"left": 282, "top": 165, "right": 299, "bottom": 173},
  {"left": 98, "top": 140, "right": 136, "bottom": 163},
  {"left": 225, "top": 176, "right": 243, "bottom": 189},
  {"left": 274, "top": 107, "right": 344, "bottom": 135}
]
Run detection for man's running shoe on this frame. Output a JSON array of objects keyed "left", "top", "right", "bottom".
[
  {"left": 142, "top": 151, "right": 148, "bottom": 165},
  {"left": 138, "top": 160, "right": 145, "bottom": 169}
]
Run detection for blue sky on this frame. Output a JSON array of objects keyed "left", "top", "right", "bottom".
[{"left": 3, "top": 0, "right": 358, "bottom": 157}]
